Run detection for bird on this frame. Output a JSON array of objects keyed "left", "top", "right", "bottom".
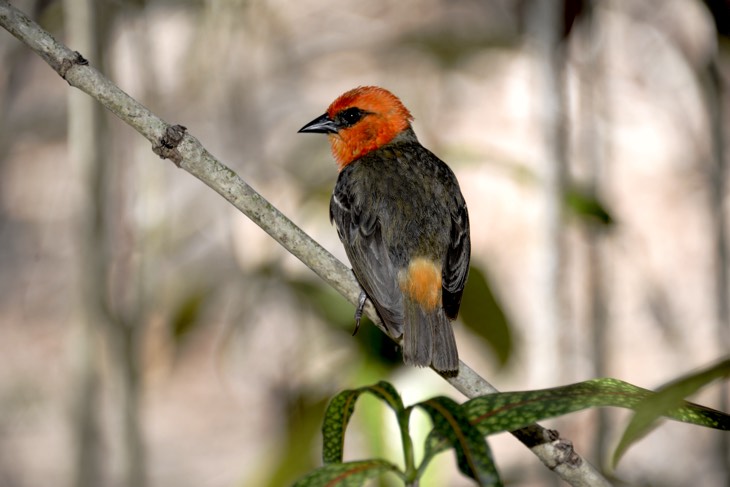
[{"left": 298, "top": 86, "right": 470, "bottom": 375}]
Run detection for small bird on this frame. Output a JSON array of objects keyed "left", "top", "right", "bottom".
[{"left": 299, "top": 86, "right": 470, "bottom": 374}]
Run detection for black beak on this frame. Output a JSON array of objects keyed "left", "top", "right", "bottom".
[{"left": 298, "top": 113, "right": 338, "bottom": 134}]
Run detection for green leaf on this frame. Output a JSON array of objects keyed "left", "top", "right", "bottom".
[
  {"left": 365, "top": 381, "right": 406, "bottom": 415},
  {"left": 420, "top": 377, "right": 730, "bottom": 463},
  {"left": 291, "top": 460, "right": 401, "bottom": 487},
  {"left": 459, "top": 265, "right": 513, "bottom": 367},
  {"left": 612, "top": 357, "right": 730, "bottom": 467},
  {"left": 169, "top": 288, "right": 209, "bottom": 343},
  {"left": 398, "top": 30, "right": 517, "bottom": 69},
  {"left": 463, "top": 378, "right": 729, "bottom": 438},
  {"left": 321, "top": 390, "right": 360, "bottom": 464},
  {"left": 258, "top": 396, "right": 328, "bottom": 487},
  {"left": 287, "top": 278, "right": 402, "bottom": 369},
  {"left": 422, "top": 427, "right": 450, "bottom": 471},
  {"left": 287, "top": 278, "right": 355, "bottom": 330},
  {"left": 321, "top": 382, "right": 404, "bottom": 464},
  {"left": 354, "top": 316, "right": 403, "bottom": 368},
  {"left": 564, "top": 187, "right": 613, "bottom": 226},
  {"left": 418, "top": 397, "right": 502, "bottom": 487}
]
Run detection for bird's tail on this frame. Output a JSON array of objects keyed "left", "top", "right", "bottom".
[{"left": 402, "top": 297, "right": 459, "bottom": 374}]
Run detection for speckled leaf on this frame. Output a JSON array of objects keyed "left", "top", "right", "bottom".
[
  {"left": 321, "top": 382, "right": 404, "bottom": 464},
  {"left": 463, "top": 378, "right": 730, "bottom": 437},
  {"left": 292, "top": 459, "right": 400, "bottom": 487},
  {"left": 418, "top": 396, "right": 502, "bottom": 486},
  {"left": 613, "top": 358, "right": 730, "bottom": 467},
  {"left": 422, "top": 378, "right": 730, "bottom": 461},
  {"left": 364, "top": 381, "right": 405, "bottom": 414},
  {"left": 422, "top": 427, "right": 450, "bottom": 471}
]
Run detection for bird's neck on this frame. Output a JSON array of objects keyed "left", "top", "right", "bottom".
[{"left": 331, "top": 127, "right": 418, "bottom": 170}]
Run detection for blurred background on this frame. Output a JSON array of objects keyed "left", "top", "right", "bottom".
[{"left": 1, "top": 0, "right": 729, "bottom": 485}]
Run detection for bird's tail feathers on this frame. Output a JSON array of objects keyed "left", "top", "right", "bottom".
[{"left": 402, "top": 298, "right": 458, "bottom": 375}]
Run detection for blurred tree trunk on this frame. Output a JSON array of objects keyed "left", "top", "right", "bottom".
[
  {"left": 698, "top": 4, "right": 730, "bottom": 483},
  {"left": 702, "top": 58, "right": 730, "bottom": 487},
  {"left": 575, "top": 2, "right": 611, "bottom": 468},
  {"left": 64, "top": 0, "right": 106, "bottom": 484},
  {"left": 64, "top": 0, "right": 146, "bottom": 485},
  {"left": 526, "top": 0, "right": 568, "bottom": 386}
]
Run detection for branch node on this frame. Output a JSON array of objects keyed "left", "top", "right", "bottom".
[
  {"left": 153, "top": 124, "right": 187, "bottom": 167},
  {"left": 545, "top": 428, "right": 560, "bottom": 442},
  {"left": 59, "top": 51, "right": 88, "bottom": 79},
  {"left": 553, "top": 438, "right": 582, "bottom": 468}
]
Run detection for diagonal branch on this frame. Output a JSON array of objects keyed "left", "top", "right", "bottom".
[{"left": 0, "top": 2, "right": 611, "bottom": 485}]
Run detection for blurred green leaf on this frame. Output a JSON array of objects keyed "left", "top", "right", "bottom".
[
  {"left": 355, "top": 316, "right": 403, "bottom": 368},
  {"left": 169, "top": 288, "right": 210, "bottom": 343},
  {"left": 292, "top": 460, "right": 401, "bottom": 487},
  {"left": 398, "top": 30, "right": 517, "bottom": 68},
  {"left": 418, "top": 397, "right": 501, "bottom": 486},
  {"left": 564, "top": 187, "right": 613, "bottom": 226},
  {"left": 260, "top": 395, "right": 328, "bottom": 487},
  {"left": 288, "top": 277, "right": 402, "bottom": 370},
  {"left": 287, "top": 278, "right": 355, "bottom": 329},
  {"left": 612, "top": 357, "right": 730, "bottom": 467},
  {"left": 321, "top": 382, "right": 405, "bottom": 464},
  {"left": 460, "top": 265, "right": 513, "bottom": 367}
]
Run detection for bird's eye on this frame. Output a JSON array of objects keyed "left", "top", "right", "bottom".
[{"left": 338, "top": 107, "right": 366, "bottom": 127}]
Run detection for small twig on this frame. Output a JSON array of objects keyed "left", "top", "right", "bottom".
[{"left": 0, "top": 2, "right": 611, "bottom": 485}]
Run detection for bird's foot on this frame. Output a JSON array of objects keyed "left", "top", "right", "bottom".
[{"left": 352, "top": 291, "right": 368, "bottom": 336}]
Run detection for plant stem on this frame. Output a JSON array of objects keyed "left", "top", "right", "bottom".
[{"left": 399, "top": 407, "right": 417, "bottom": 484}]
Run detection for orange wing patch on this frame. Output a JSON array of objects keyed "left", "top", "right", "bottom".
[{"left": 399, "top": 258, "right": 442, "bottom": 310}]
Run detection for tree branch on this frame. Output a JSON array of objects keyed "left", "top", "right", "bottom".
[{"left": 0, "top": 2, "right": 611, "bottom": 485}]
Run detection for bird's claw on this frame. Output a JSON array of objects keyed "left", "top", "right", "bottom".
[{"left": 353, "top": 291, "right": 368, "bottom": 336}]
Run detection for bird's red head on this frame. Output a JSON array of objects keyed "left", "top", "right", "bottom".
[{"left": 298, "top": 86, "right": 414, "bottom": 170}]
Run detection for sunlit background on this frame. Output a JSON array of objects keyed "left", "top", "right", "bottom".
[{"left": 1, "top": 0, "right": 729, "bottom": 486}]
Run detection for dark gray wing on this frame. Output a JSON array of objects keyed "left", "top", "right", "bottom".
[
  {"left": 330, "top": 177, "right": 404, "bottom": 336},
  {"left": 442, "top": 197, "right": 470, "bottom": 320}
]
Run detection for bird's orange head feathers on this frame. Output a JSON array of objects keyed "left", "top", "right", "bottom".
[{"left": 298, "top": 86, "right": 413, "bottom": 170}]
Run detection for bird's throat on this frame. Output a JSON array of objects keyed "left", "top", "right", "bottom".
[{"left": 329, "top": 117, "right": 408, "bottom": 170}]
